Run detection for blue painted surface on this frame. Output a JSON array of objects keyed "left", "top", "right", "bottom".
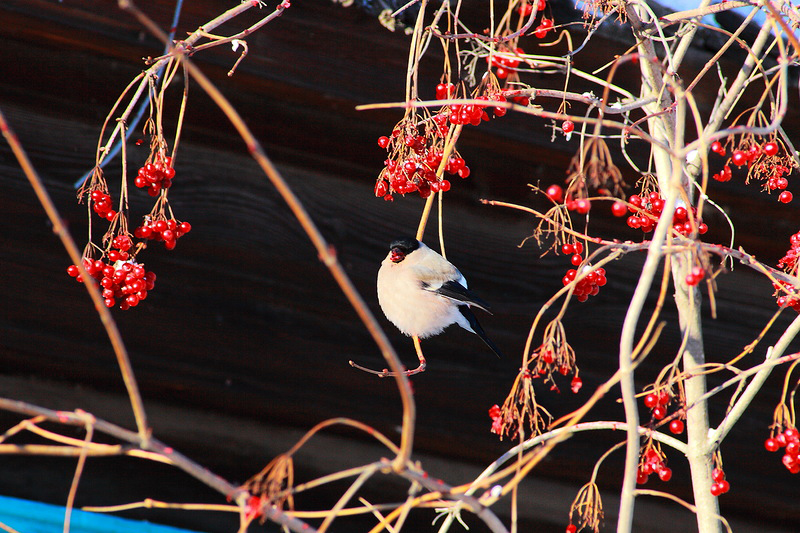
[{"left": 0, "top": 495, "right": 203, "bottom": 533}]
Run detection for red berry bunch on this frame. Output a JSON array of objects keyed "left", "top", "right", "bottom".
[
  {"left": 447, "top": 93, "right": 509, "bottom": 125},
  {"left": 67, "top": 256, "right": 156, "bottom": 310},
  {"left": 90, "top": 190, "right": 117, "bottom": 221},
  {"left": 777, "top": 230, "right": 800, "bottom": 273},
  {"left": 562, "top": 267, "right": 606, "bottom": 302},
  {"left": 637, "top": 447, "right": 672, "bottom": 484},
  {"left": 565, "top": 197, "right": 591, "bottom": 214},
  {"left": 488, "top": 403, "right": 503, "bottom": 435},
  {"left": 487, "top": 46, "right": 525, "bottom": 79},
  {"left": 375, "top": 143, "right": 458, "bottom": 200},
  {"left": 642, "top": 390, "right": 685, "bottom": 432},
  {"left": 134, "top": 217, "right": 192, "bottom": 250},
  {"left": 517, "top": 0, "right": 546, "bottom": 16},
  {"left": 134, "top": 154, "right": 175, "bottom": 197},
  {"left": 764, "top": 426, "right": 800, "bottom": 474},
  {"left": 534, "top": 17, "right": 554, "bottom": 38},
  {"left": 709, "top": 467, "right": 730, "bottom": 496},
  {"left": 625, "top": 193, "right": 709, "bottom": 236},
  {"left": 561, "top": 242, "right": 607, "bottom": 302},
  {"left": 773, "top": 281, "right": 800, "bottom": 312},
  {"left": 772, "top": 231, "right": 800, "bottom": 310},
  {"left": 684, "top": 265, "right": 706, "bottom": 287},
  {"left": 713, "top": 137, "right": 795, "bottom": 203}
]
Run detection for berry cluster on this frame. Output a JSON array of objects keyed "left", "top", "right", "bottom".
[
  {"left": 67, "top": 255, "right": 156, "bottom": 310},
  {"left": 684, "top": 265, "right": 706, "bottom": 287},
  {"left": 624, "top": 193, "right": 709, "bottom": 236},
  {"left": 764, "top": 426, "right": 800, "bottom": 474},
  {"left": 134, "top": 218, "right": 192, "bottom": 251},
  {"left": 709, "top": 467, "right": 731, "bottom": 496},
  {"left": 488, "top": 404, "right": 503, "bottom": 435},
  {"left": 134, "top": 154, "right": 175, "bottom": 197},
  {"left": 561, "top": 243, "right": 606, "bottom": 303},
  {"left": 447, "top": 94, "right": 509, "bottom": 126},
  {"left": 773, "top": 280, "right": 800, "bottom": 312},
  {"left": 487, "top": 47, "right": 525, "bottom": 80},
  {"left": 545, "top": 184, "right": 591, "bottom": 213},
  {"left": 90, "top": 190, "right": 117, "bottom": 221},
  {"left": 637, "top": 447, "right": 672, "bottom": 484},
  {"left": 643, "top": 390, "right": 685, "bottom": 433},
  {"left": 534, "top": 17, "right": 554, "bottom": 38},
  {"left": 518, "top": 0, "right": 546, "bottom": 16},
  {"left": 712, "top": 138, "right": 794, "bottom": 203},
  {"left": 773, "top": 231, "right": 800, "bottom": 311},
  {"left": 375, "top": 140, "right": 458, "bottom": 199},
  {"left": 374, "top": 83, "right": 513, "bottom": 201}
]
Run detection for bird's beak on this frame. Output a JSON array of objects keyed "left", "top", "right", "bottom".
[{"left": 390, "top": 248, "right": 405, "bottom": 263}]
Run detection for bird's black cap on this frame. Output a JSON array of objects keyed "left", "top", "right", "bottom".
[{"left": 388, "top": 237, "right": 420, "bottom": 253}]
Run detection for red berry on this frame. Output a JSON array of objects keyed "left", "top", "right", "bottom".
[
  {"left": 652, "top": 406, "right": 667, "bottom": 420},
  {"left": 570, "top": 253, "right": 582, "bottom": 266},
  {"left": 570, "top": 376, "right": 583, "bottom": 393},
  {"left": 657, "top": 466, "right": 672, "bottom": 482},
  {"left": 712, "top": 467, "right": 725, "bottom": 482},
  {"left": 710, "top": 483, "right": 723, "bottom": 496},
  {"left": 669, "top": 419, "right": 685, "bottom": 434},
  {"left": 765, "top": 437, "right": 780, "bottom": 452},
  {"left": 67, "top": 265, "right": 80, "bottom": 277},
  {"left": 611, "top": 201, "right": 628, "bottom": 217},
  {"left": 764, "top": 141, "right": 779, "bottom": 156},
  {"left": 574, "top": 198, "right": 591, "bottom": 214},
  {"left": 711, "top": 141, "right": 723, "bottom": 154},
  {"left": 377, "top": 136, "right": 390, "bottom": 149},
  {"left": 566, "top": 525, "right": 577, "bottom": 533},
  {"left": 546, "top": 184, "right": 563, "bottom": 202},
  {"left": 731, "top": 150, "right": 746, "bottom": 166},
  {"left": 779, "top": 191, "right": 793, "bottom": 204},
  {"left": 644, "top": 393, "right": 658, "bottom": 408},
  {"left": 562, "top": 120, "right": 574, "bottom": 134}
]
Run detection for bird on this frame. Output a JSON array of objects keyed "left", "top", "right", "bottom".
[{"left": 377, "top": 236, "right": 503, "bottom": 359}]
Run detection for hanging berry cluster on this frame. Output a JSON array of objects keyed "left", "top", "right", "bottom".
[
  {"left": 135, "top": 216, "right": 192, "bottom": 251},
  {"left": 642, "top": 389, "right": 685, "bottom": 434},
  {"left": 373, "top": 83, "right": 509, "bottom": 201},
  {"left": 71, "top": 142, "right": 190, "bottom": 310},
  {"left": 89, "top": 190, "right": 118, "bottom": 221},
  {"left": 709, "top": 466, "right": 731, "bottom": 496},
  {"left": 711, "top": 136, "right": 796, "bottom": 204},
  {"left": 764, "top": 426, "right": 800, "bottom": 474},
  {"left": 67, "top": 235, "right": 157, "bottom": 310},
  {"left": 773, "top": 230, "right": 800, "bottom": 311},
  {"left": 637, "top": 445, "right": 672, "bottom": 485},
  {"left": 134, "top": 153, "right": 176, "bottom": 197},
  {"left": 622, "top": 192, "right": 709, "bottom": 236}
]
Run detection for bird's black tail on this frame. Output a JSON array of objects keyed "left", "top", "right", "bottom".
[{"left": 460, "top": 306, "right": 503, "bottom": 358}]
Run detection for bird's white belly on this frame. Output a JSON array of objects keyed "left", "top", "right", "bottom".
[{"left": 377, "top": 264, "right": 466, "bottom": 338}]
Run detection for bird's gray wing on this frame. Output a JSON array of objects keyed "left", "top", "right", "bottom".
[{"left": 426, "top": 280, "right": 492, "bottom": 314}]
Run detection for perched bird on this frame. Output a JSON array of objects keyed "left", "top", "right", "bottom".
[{"left": 377, "top": 236, "right": 503, "bottom": 358}]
